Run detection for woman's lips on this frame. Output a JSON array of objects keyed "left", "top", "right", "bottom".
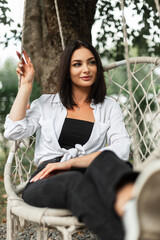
[{"left": 81, "top": 76, "right": 92, "bottom": 81}]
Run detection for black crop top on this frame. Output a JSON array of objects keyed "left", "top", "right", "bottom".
[{"left": 58, "top": 118, "right": 94, "bottom": 149}]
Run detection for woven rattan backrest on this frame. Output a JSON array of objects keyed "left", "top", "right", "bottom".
[
  {"left": 12, "top": 136, "right": 36, "bottom": 193},
  {"left": 104, "top": 57, "right": 160, "bottom": 169}
]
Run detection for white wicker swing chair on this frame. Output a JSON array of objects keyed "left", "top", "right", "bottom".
[{"left": 4, "top": 56, "right": 160, "bottom": 240}]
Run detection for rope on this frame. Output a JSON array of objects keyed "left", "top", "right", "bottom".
[
  {"left": 19, "top": 0, "right": 27, "bottom": 88},
  {"left": 20, "top": 0, "right": 26, "bottom": 56},
  {"left": 120, "top": 0, "right": 141, "bottom": 169},
  {"left": 154, "top": 0, "right": 160, "bottom": 20},
  {"left": 54, "top": 0, "right": 65, "bottom": 50}
]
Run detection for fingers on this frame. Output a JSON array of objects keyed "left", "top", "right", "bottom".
[
  {"left": 16, "top": 50, "right": 31, "bottom": 65},
  {"left": 16, "top": 68, "right": 23, "bottom": 76},
  {"left": 16, "top": 49, "right": 34, "bottom": 77},
  {"left": 16, "top": 62, "right": 24, "bottom": 75},
  {"left": 16, "top": 51, "right": 25, "bottom": 64},
  {"left": 30, "top": 162, "right": 70, "bottom": 183},
  {"left": 23, "top": 49, "right": 30, "bottom": 63},
  {"left": 30, "top": 164, "right": 55, "bottom": 182}
]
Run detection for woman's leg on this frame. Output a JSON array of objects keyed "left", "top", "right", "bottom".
[
  {"left": 23, "top": 152, "right": 138, "bottom": 240},
  {"left": 114, "top": 182, "right": 134, "bottom": 217},
  {"left": 22, "top": 158, "right": 85, "bottom": 208},
  {"left": 67, "top": 151, "right": 139, "bottom": 240},
  {"left": 123, "top": 160, "right": 160, "bottom": 240}
]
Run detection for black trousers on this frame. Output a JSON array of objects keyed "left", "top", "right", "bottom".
[{"left": 22, "top": 151, "right": 138, "bottom": 240}]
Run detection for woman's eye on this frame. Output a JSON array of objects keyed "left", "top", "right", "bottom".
[
  {"left": 89, "top": 60, "right": 96, "bottom": 65},
  {"left": 73, "top": 63, "right": 81, "bottom": 67}
]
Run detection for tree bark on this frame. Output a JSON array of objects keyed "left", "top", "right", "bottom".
[{"left": 23, "top": 0, "right": 97, "bottom": 93}]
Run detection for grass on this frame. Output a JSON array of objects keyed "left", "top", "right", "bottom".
[{"left": 0, "top": 151, "right": 7, "bottom": 223}]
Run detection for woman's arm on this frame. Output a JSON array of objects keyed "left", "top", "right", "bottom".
[
  {"left": 9, "top": 50, "right": 35, "bottom": 121},
  {"left": 30, "top": 151, "right": 102, "bottom": 182},
  {"left": 4, "top": 50, "right": 40, "bottom": 140},
  {"left": 69, "top": 151, "right": 101, "bottom": 168}
]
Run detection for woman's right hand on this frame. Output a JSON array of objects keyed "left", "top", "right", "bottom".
[
  {"left": 8, "top": 50, "right": 35, "bottom": 121},
  {"left": 16, "top": 49, "right": 35, "bottom": 86}
]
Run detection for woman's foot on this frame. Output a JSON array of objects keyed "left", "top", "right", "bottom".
[
  {"left": 123, "top": 160, "right": 160, "bottom": 240},
  {"left": 114, "top": 183, "right": 134, "bottom": 217}
]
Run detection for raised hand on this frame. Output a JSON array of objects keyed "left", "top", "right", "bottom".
[
  {"left": 16, "top": 49, "right": 35, "bottom": 86},
  {"left": 9, "top": 50, "right": 35, "bottom": 121}
]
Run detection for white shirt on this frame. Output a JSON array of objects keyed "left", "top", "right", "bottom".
[{"left": 4, "top": 93, "right": 131, "bottom": 166}]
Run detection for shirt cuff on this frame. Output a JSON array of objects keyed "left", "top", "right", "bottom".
[
  {"left": 4, "top": 115, "right": 27, "bottom": 140},
  {"left": 5, "top": 114, "right": 27, "bottom": 127}
]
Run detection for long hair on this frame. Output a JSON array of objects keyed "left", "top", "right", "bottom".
[{"left": 56, "top": 40, "right": 106, "bottom": 109}]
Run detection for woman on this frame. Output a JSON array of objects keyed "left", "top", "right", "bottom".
[{"left": 4, "top": 40, "right": 158, "bottom": 240}]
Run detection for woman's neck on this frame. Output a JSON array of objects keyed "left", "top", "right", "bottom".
[{"left": 72, "top": 86, "right": 91, "bottom": 104}]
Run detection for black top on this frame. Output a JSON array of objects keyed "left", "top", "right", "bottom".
[{"left": 58, "top": 118, "right": 94, "bottom": 149}]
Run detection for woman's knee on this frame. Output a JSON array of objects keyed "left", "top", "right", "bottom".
[
  {"left": 22, "top": 170, "right": 84, "bottom": 207},
  {"left": 98, "top": 150, "right": 121, "bottom": 162},
  {"left": 88, "top": 150, "right": 131, "bottom": 171}
]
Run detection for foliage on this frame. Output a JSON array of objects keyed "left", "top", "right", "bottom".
[
  {"left": 1, "top": 0, "right": 160, "bottom": 59},
  {"left": 0, "top": 59, "right": 18, "bottom": 156},
  {"left": 96, "top": 0, "right": 160, "bottom": 60},
  {"left": 0, "top": 0, "right": 21, "bottom": 47},
  {"left": 0, "top": 0, "right": 13, "bottom": 25},
  {"left": 0, "top": 58, "right": 18, "bottom": 154}
]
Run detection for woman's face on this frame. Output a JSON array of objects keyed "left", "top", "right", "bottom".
[{"left": 70, "top": 47, "right": 97, "bottom": 89}]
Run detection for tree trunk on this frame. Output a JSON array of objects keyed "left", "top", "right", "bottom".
[{"left": 23, "top": 0, "right": 97, "bottom": 93}]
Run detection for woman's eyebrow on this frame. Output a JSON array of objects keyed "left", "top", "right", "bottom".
[
  {"left": 88, "top": 57, "right": 95, "bottom": 61},
  {"left": 72, "top": 59, "right": 81, "bottom": 62},
  {"left": 72, "top": 57, "right": 95, "bottom": 63}
]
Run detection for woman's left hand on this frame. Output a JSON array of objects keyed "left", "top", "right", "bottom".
[
  {"left": 30, "top": 151, "right": 101, "bottom": 183},
  {"left": 30, "top": 161, "right": 72, "bottom": 182}
]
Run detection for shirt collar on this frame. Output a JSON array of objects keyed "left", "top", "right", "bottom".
[
  {"left": 90, "top": 99, "right": 102, "bottom": 109},
  {"left": 52, "top": 93, "right": 61, "bottom": 103}
]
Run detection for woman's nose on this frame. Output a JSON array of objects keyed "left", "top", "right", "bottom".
[{"left": 83, "top": 64, "right": 90, "bottom": 73}]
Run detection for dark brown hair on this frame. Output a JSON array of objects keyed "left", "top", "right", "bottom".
[{"left": 56, "top": 40, "right": 106, "bottom": 108}]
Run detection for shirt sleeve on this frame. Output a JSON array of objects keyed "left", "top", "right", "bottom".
[
  {"left": 99, "top": 101, "right": 131, "bottom": 161},
  {"left": 4, "top": 99, "right": 41, "bottom": 140}
]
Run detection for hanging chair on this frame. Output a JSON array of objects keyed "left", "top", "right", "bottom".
[
  {"left": 4, "top": 0, "right": 160, "bottom": 239},
  {"left": 4, "top": 56, "right": 160, "bottom": 240}
]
